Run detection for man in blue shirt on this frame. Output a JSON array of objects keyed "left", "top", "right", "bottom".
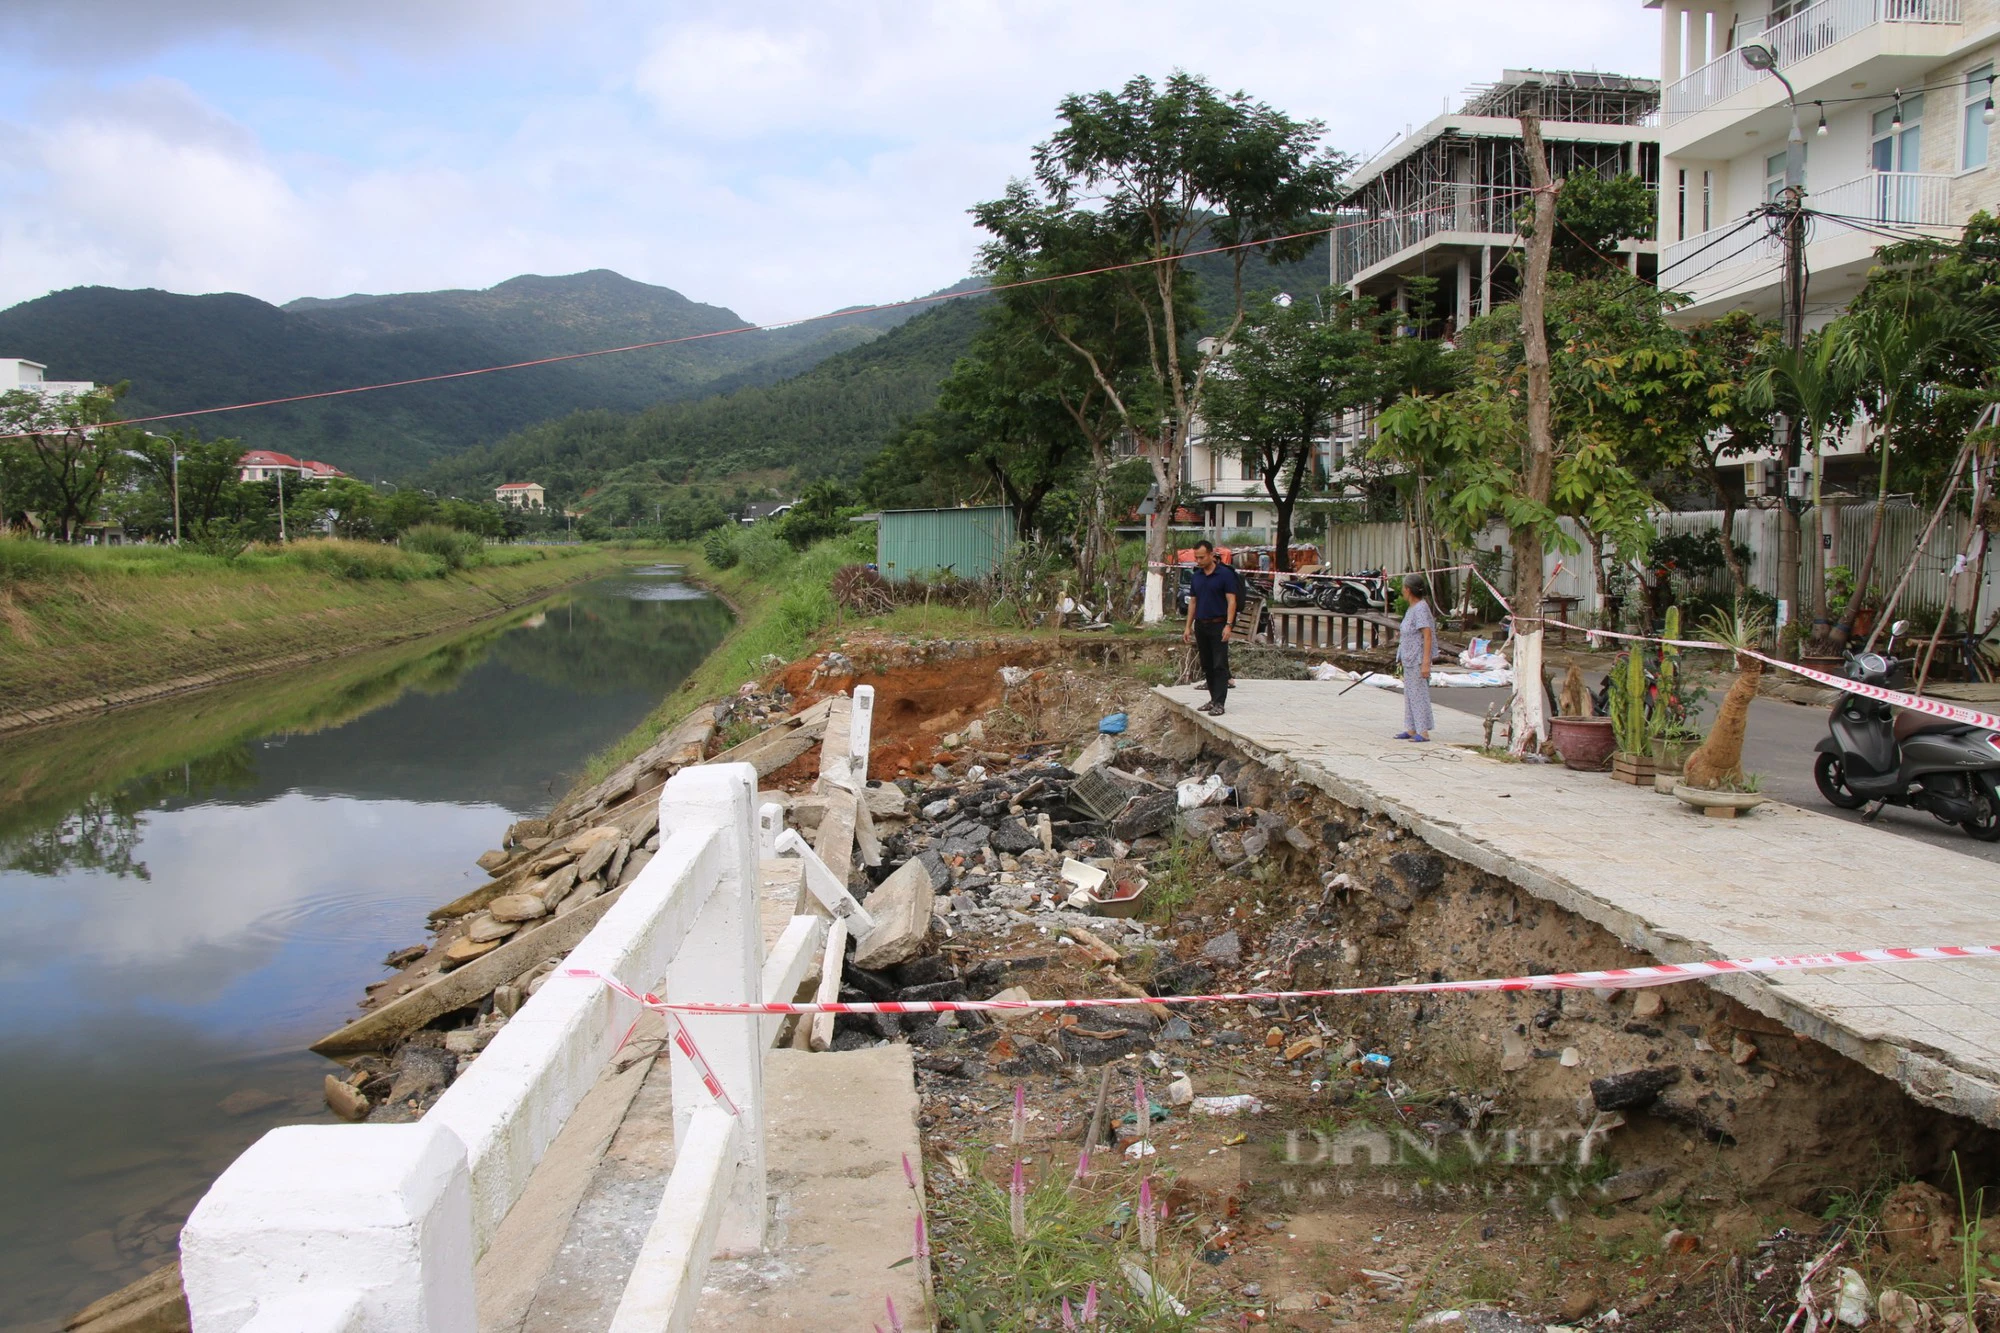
[{"left": 1180, "top": 540, "right": 1241, "bottom": 716}]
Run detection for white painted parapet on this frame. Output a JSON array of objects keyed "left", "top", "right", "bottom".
[
  {"left": 848, "top": 684, "right": 875, "bottom": 788},
  {"left": 180, "top": 1121, "right": 474, "bottom": 1333}
]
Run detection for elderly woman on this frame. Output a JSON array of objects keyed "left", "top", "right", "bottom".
[{"left": 1393, "top": 574, "right": 1436, "bottom": 742}]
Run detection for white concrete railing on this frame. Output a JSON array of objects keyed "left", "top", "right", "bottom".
[
  {"left": 180, "top": 690, "right": 872, "bottom": 1332},
  {"left": 1665, "top": 0, "right": 1963, "bottom": 123},
  {"left": 1811, "top": 169, "right": 1954, "bottom": 230}
]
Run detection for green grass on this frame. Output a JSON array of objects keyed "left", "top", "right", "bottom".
[
  {"left": 930, "top": 1153, "right": 1209, "bottom": 1333},
  {"left": 0, "top": 538, "right": 628, "bottom": 717}
]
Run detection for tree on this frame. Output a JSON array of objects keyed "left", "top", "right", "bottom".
[
  {"left": 126, "top": 430, "right": 249, "bottom": 536},
  {"left": 1542, "top": 171, "right": 1656, "bottom": 278},
  {"left": 1747, "top": 325, "right": 1858, "bottom": 627},
  {"left": 936, "top": 312, "right": 1091, "bottom": 541},
  {"left": 1197, "top": 291, "right": 1382, "bottom": 570},
  {"left": 1013, "top": 72, "right": 1350, "bottom": 578},
  {"left": 0, "top": 386, "right": 133, "bottom": 541},
  {"left": 1833, "top": 295, "right": 2000, "bottom": 645},
  {"left": 775, "top": 480, "right": 854, "bottom": 549}
]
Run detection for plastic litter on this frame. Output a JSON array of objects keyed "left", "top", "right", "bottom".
[
  {"left": 1120, "top": 1099, "right": 1170, "bottom": 1126},
  {"left": 1190, "top": 1094, "right": 1265, "bottom": 1117},
  {"left": 1835, "top": 1268, "right": 1872, "bottom": 1327},
  {"left": 1176, "top": 775, "right": 1230, "bottom": 809},
  {"left": 1123, "top": 1140, "right": 1157, "bottom": 1159},
  {"left": 998, "top": 665, "right": 1033, "bottom": 687},
  {"left": 1098, "top": 712, "right": 1128, "bottom": 734}
]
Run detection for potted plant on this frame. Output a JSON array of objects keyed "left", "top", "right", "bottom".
[
  {"left": 1549, "top": 663, "right": 1616, "bottom": 771},
  {"left": 1674, "top": 600, "right": 1774, "bottom": 818},
  {"left": 1649, "top": 608, "right": 1705, "bottom": 791},
  {"left": 1608, "top": 642, "right": 1657, "bottom": 785}
]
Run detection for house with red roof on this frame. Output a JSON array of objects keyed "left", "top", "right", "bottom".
[
  {"left": 495, "top": 482, "right": 546, "bottom": 511},
  {"left": 237, "top": 450, "right": 346, "bottom": 483}
]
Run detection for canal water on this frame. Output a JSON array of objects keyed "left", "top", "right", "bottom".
[{"left": 0, "top": 565, "right": 730, "bottom": 1331}]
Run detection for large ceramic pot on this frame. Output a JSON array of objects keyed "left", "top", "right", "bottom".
[{"left": 1549, "top": 715, "right": 1616, "bottom": 771}]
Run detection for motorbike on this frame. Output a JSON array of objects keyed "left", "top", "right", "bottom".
[
  {"left": 1313, "top": 567, "right": 1390, "bottom": 614},
  {"left": 1812, "top": 620, "right": 2000, "bottom": 841}
]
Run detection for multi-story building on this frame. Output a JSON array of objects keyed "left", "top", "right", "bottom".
[
  {"left": 1654, "top": 0, "right": 1995, "bottom": 325},
  {"left": 495, "top": 481, "right": 547, "bottom": 510},
  {"left": 1333, "top": 69, "right": 1663, "bottom": 331},
  {"left": 1652, "top": 1, "right": 1996, "bottom": 491},
  {"left": 1, "top": 357, "right": 97, "bottom": 402}
]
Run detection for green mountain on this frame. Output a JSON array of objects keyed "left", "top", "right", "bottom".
[
  {"left": 416, "top": 294, "right": 989, "bottom": 505},
  {"left": 0, "top": 271, "right": 933, "bottom": 480}
]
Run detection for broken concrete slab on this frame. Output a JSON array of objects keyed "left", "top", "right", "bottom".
[{"left": 853, "top": 857, "right": 935, "bottom": 970}]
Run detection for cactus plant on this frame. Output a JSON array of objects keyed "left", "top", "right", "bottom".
[{"left": 1610, "top": 642, "right": 1654, "bottom": 755}]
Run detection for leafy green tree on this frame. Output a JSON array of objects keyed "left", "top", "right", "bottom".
[
  {"left": 1011, "top": 72, "right": 1351, "bottom": 567},
  {"left": 377, "top": 487, "right": 440, "bottom": 536},
  {"left": 1198, "top": 291, "right": 1385, "bottom": 570},
  {"left": 0, "top": 385, "right": 135, "bottom": 541},
  {"left": 1534, "top": 172, "right": 1657, "bottom": 277},
  {"left": 775, "top": 480, "right": 854, "bottom": 549},
  {"left": 124, "top": 430, "right": 248, "bottom": 536}
]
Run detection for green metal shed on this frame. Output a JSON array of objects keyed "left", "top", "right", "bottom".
[{"left": 875, "top": 506, "right": 1016, "bottom": 583}]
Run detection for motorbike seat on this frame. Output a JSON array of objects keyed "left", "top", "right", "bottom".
[{"left": 1893, "top": 711, "right": 1973, "bottom": 742}]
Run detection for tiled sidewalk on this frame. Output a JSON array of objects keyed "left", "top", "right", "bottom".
[{"left": 1158, "top": 680, "right": 2000, "bottom": 1128}]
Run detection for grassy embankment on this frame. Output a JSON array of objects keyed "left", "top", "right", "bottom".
[
  {"left": 578, "top": 531, "right": 1014, "bottom": 784},
  {"left": 0, "top": 538, "right": 632, "bottom": 727}
]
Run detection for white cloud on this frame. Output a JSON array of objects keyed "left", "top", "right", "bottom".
[{"left": 0, "top": 1, "right": 1660, "bottom": 323}]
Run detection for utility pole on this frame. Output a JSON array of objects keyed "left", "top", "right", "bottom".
[
  {"left": 1742, "top": 42, "right": 1807, "bottom": 648},
  {"left": 277, "top": 468, "right": 287, "bottom": 543},
  {"left": 170, "top": 438, "right": 182, "bottom": 544}
]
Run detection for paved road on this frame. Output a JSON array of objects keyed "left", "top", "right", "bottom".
[{"left": 1427, "top": 685, "right": 2000, "bottom": 867}]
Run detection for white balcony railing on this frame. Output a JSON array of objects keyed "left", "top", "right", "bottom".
[
  {"left": 1665, "top": 0, "right": 1963, "bottom": 124},
  {"left": 1660, "top": 215, "right": 1784, "bottom": 287},
  {"left": 179, "top": 690, "right": 880, "bottom": 1332},
  {"left": 1810, "top": 169, "right": 1954, "bottom": 228},
  {"left": 1660, "top": 170, "right": 1952, "bottom": 298}
]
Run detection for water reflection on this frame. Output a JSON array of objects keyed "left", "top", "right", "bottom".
[{"left": 0, "top": 566, "right": 729, "bottom": 1329}]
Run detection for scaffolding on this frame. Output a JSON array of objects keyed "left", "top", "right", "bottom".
[{"left": 1334, "top": 70, "right": 1662, "bottom": 310}]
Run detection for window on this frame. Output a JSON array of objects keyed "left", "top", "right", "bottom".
[
  {"left": 1965, "top": 64, "right": 1993, "bottom": 171},
  {"left": 1701, "top": 170, "right": 1713, "bottom": 232},
  {"left": 1676, "top": 168, "right": 1687, "bottom": 240},
  {"left": 1235, "top": 510, "right": 1254, "bottom": 530},
  {"left": 1871, "top": 94, "right": 1924, "bottom": 173},
  {"left": 1872, "top": 95, "right": 1926, "bottom": 222}
]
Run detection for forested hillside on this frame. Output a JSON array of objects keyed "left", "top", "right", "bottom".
[
  {"left": 0, "top": 271, "right": 935, "bottom": 479},
  {"left": 416, "top": 295, "right": 989, "bottom": 504}
]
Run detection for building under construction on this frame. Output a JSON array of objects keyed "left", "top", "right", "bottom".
[{"left": 1332, "top": 69, "right": 1663, "bottom": 328}]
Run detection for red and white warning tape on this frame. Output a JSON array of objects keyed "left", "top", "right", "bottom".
[
  {"left": 567, "top": 945, "right": 2000, "bottom": 1021},
  {"left": 1547, "top": 618, "right": 2000, "bottom": 736}
]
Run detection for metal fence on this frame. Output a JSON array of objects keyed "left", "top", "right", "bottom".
[{"left": 1314, "top": 505, "right": 2000, "bottom": 624}]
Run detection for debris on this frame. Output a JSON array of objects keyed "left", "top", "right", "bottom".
[
  {"left": 1060, "top": 858, "right": 1110, "bottom": 895},
  {"left": 1119, "top": 1259, "right": 1187, "bottom": 1316},
  {"left": 1598, "top": 1165, "right": 1667, "bottom": 1202},
  {"left": 1283, "top": 1036, "right": 1323, "bottom": 1062},
  {"left": 1835, "top": 1267, "right": 1871, "bottom": 1327},
  {"left": 1191, "top": 1095, "right": 1264, "bottom": 1116},
  {"left": 1201, "top": 930, "right": 1242, "bottom": 964},
  {"left": 1879, "top": 1180, "right": 1957, "bottom": 1262},
  {"left": 852, "top": 858, "right": 937, "bottom": 970},
  {"left": 1559, "top": 1047, "right": 1581, "bottom": 1067},
  {"left": 1099, "top": 712, "right": 1128, "bottom": 734},
  {"left": 1063, "top": 925, "right": 1122, "bottom": 965},
  {"left": 1661, "top": 1228, "right": 1700, "bottom": 1254},
  {"left": 1176, "top": 774, "right": 1229, "bottom": 808},
  {"left": 1072, "top": 733, "right": 1117, "bottom": 775},
  {"left": 1167, "top": 1075, "right": 1194, "bottom": 1105},
  {"left": 1632, "top": 989, "right": 1666, "bottom": 1019},
  {"left": 1589, "top": 1065, "right": 1682, "bottom": 1111}
]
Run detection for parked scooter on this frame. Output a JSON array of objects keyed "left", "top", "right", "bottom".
[
  {"left": 1812, "top": 620, "right": 2000, "bottom": 840},
  {"left": 1313, "top": 567, "right": 1390, "bottom": 614}
]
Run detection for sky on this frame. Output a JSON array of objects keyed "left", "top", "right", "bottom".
[{"left": 0, "top": 1, "right": 1658, "bottom": 325}]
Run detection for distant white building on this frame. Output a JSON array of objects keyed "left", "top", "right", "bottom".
[
  {"left": 1, "top": 357, "right": 97, "bottom": 402},
  {"left": 237, "top": 450, "right": 347, "bottom": 483},
  {"left": 495, "top": 481, "right": 547, "bottom": 510}
]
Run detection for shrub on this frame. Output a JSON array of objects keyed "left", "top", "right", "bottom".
[
  {"left": 703, "top": 525, "right": 741, "bottom": 570},
  {"left": 738, "top": 528, "right": 793, "bottom": 579},
  {"left": 400, "top": 523, "right": 486, "bottom": 571},
  {"left": 186, "top": 519, "right": 252, "bottom": 562}
]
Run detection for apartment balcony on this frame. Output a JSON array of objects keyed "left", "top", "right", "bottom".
[
  {"left": 1662, "top": 0, "right": 1964, "bottom": 159},
  {"left": 1661, "top": 170, "right": 1954, "bottom": 318}
]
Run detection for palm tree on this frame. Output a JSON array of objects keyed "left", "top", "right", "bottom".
[
  {"left": 1683, "top": 600, "right": 1774, "bottom": 791},
  {"left": 1747, "top": 328, "right": 1859, "bottom": 632},
  {"left": 1834, "top": 298, "right": 1999, "bottom": 646}
]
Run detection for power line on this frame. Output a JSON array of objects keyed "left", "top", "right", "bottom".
[
  {"left": 4, "top": 189, "right": 1542, "bottom": 439},
  {"left": 1656, "top": 213, "right": 1765, "bottom": 276}
]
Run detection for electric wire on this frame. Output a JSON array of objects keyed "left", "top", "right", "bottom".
[{"left": 2, "top": 188, "right": 1543, "bottom": 439}]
